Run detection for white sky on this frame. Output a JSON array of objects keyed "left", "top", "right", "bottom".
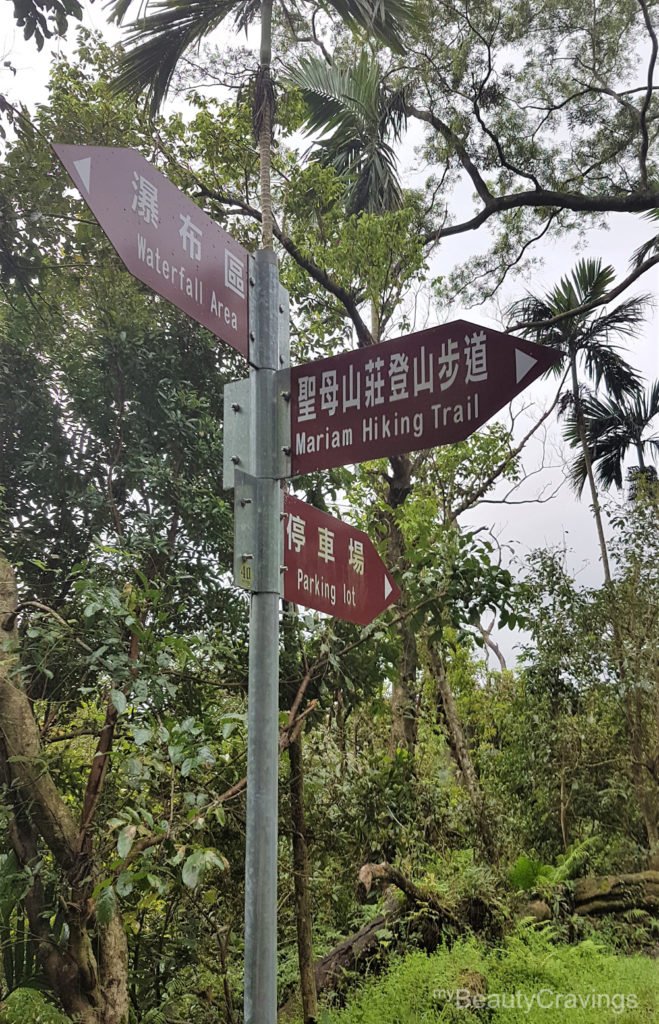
[{"left": 2, "top": 6, "right": 658, "bottom": 666}]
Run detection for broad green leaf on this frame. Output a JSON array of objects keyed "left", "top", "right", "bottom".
[
  {"left": 96, "top": 885, "right": 116, "bottom": 926},
  {"left": 110, "top": 689, "right": 127, "bottom": 715},
  {"left": 117, "top": 824, "right": 137, "bottom": 860}
]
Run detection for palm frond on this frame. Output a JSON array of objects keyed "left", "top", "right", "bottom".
[
  {"left": 109, "top": 0, "right": 249, "bottom": 114},
  {"left": 287, "top": 52, "right": 405, "bottom": 213},
  {"left": 631, "top": 209, "right": 659, "bottom": 269},
  {"left": 567, "top": 449, "right": 589, "bottom": 494},
  {"left": 576, "top": 294, "right": 649, "bottom": 348},
  {"left": 506, "top": 295, "right": 555, "bottom": 334},
  {"left": 546, "top": 258, "right": 614, "bottom": 314},
  {"left": 322, "top": 0, "right": 421, "bottom": 54},
  {"left": 580, "top": 341, "right": 643, "bottom": 400},
  {"left": 561, "top": 414, "right": 589, "bottom": 494},
  {"left": 565, "top": 382, "right": 659, "bottom": 492},
  {"left": 506, "top": 295, "right": 567, "bottom": 375},
  {"left": 644, "top": 377, "right": 659, "bottom": 421}
]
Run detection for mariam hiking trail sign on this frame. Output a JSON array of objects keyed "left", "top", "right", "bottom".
[{"left": 284, "top": 321, "right": 559, "bottom": 474}]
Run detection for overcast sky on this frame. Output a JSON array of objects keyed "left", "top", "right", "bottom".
[{"left": 2, "top": 6, "right": 658, "bottom": 666}]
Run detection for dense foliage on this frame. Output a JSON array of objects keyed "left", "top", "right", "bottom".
[{"left": 0, "top": 3, "right": 658, "bottom": 1021}]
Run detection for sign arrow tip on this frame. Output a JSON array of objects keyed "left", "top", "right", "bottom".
[
  {"left": 73, "top": 157, "right": 91, "bottom": 192},
  {"left": 515, "top": 348, "right": 538, "bottom": 384},
  {"left": 384, "top": 575, "right": 393, "bottom": 601}
]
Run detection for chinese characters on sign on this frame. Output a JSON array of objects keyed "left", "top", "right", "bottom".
[
  {"left": 54, "top": 144, "right": 249, "bottom": 358},
  {"left": 283, "top": 494, "right": 399, "bottom": 625},
  {"left": 289, "top": 321, "right": 561, "bottom": 474},
  {"left": 297, "top": 329, "right": 488, "bottom": 423}
]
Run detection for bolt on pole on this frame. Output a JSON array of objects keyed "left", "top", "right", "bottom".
[{"left": 243, "top": 249, "right": 285, "bottom": 1023}]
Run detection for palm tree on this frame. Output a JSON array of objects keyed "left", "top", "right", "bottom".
[
  {"left": 109, "top": 0, "right": 418, "bottom": 249},
  {"left": 286, "top": 50, "right": 407, "bottom": 216},
  {"left": 507, "top": 258, "right": 648, "bottom": 583},
  {"left": 632, "top": 208, "right": 659, "bottom": 269},
  {"left": 564, "top": 381, "right": 659, "bottom": 495}
]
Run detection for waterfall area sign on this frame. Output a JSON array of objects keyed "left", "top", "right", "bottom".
[
  {"left": 287, "top": 321, "right": 561, "bottom": 474},
  {"left": 53, "top": 144, "right": 249, "bottom": 358}
]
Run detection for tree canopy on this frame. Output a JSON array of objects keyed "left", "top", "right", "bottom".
[{"left": 0, "top": 7, "right": 658, "bottom": 1024}]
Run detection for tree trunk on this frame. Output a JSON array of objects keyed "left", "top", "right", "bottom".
[
  {"left": 0, "top": 552, "right": 130, "bottom": 1023},
  {"left": 428, "top": 644, "right": 498, "bottom": 863},
  {"left": 288, "top": 730, "right": 317, "bottom": 1024},
  {"left": 386, "top": 455, "right": 418, "bottom": 756},
  {"left": 258, "top": 0, "right": 274, "bottom": 250},
  {"left": 573, "top": 871, "right": 659, "bottom": 915},
  {"left": 570, "top": 360, "right": 611, "bottom": 583}
]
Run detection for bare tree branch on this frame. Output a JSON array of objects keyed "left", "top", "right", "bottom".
[{"left": 637, "top": 0, "right": 659, "bottom": 189}]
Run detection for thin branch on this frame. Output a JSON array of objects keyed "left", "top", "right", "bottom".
[
  {"left": 6, "top": 601, "right": 94, "bottom": 654},
  {"left": 452, "top": 371, "right": 569, "bottom": 519},
  {"left": 406, "top": 103, "right": 493, "bottom": 206},
  {"left": 44, "top": 728, "right": 101, "bottom": 745},
  {"left": 637, "top": 0, "right": 659, "bottom": 188}
]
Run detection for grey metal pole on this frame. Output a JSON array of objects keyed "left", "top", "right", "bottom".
[{"left": 244, "top": 248, "right": 283, "bottom": 1023}]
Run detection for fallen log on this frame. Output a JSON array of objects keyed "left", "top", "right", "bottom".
[
  {"left": 278, "top": 863, "right": 477, "bottom": 1016},
  {"left": 314, "top": 911, "right": 392, "bottom": 996},
  {"left": 279, "top": 865, "right": 659, "bottom": 1018},
  {"left": 573, "top": 871, "right": 659, "bottom": 916}
]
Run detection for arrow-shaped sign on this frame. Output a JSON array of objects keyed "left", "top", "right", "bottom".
[
  {"left": 284, "top": 320, "right": 561, "bottom": 475},
  {"left": 53, "top": 144, "right": 250, "bottom": 358},
  {"left": 283, "top": 494, "right": 400, "bottom": 624},
  {"left": 232, "top": 472, "right": 399, "bottom": 625}
]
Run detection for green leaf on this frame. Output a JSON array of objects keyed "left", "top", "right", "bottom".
[
  {"left": 182, "top": 851, "right": 205, "bottom": 889},
  {"left": 116, "top": 871, "right": 134, "bottom": 897},
  {"left": 96, "top": 884, "right": 116, "bottom": 926},
  {"left": 117, "top": 824, "right": 137, "bottom": 860},
  {"left": 181, "top": 848, "right": 227, "bottom": 889},
  {"left": 111, "top": 689, "right": 127, "bottom": 715}
]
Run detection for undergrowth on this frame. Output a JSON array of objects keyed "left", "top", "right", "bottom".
[{"left": 320, "top": 926, "right": 659, "bottom": 1024}]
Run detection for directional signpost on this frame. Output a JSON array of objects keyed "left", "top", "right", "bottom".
[
  {"left": 53, "top": 144, "right": 250, "bottom": 358},
  {"left": 284, "top": 320, "right": 560, "bottom": 474},
  {"left": 283, "top": 494, "right": 400, "bottom": 624},
  {"left": 233, "top": 471, "right": 399, "bottom": 624},
  {"left": 57, "top": 142, "right": 560, "bottom": 1024}
]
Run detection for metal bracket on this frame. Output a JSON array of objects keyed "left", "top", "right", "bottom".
[
  {"left": 223, "top": 371, "right": 291, "bottom": 488},
  {"left": 233, "top": 469, "right": 256, "bottom": 591},
  {"left": 233, "top": 470, "right": 284, "bottom": 594},
  {"left": 223, "top": 378, "right": 251, "bottom": 489},
  {"left": 278, "top": 284, "right": 290, "bottom": 369},
  {"left": 276, "top": 367, "right": 291, "bottom": 479}
]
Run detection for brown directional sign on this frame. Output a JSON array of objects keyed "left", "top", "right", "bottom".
[
  {"left": 53, "top": 144, "right": 249, "bottom": 358},
  {"left": 288, "top": 320, "right": 561, "bottom": 474},
  {"left": 283, "top": 495, "right": 400, "bottom": 625}
]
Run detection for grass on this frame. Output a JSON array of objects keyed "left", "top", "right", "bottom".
[{"left": 320, "top": 927, "right": 659, "bottom": 1024}]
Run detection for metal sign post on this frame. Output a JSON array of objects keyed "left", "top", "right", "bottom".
[{"left": 243, "top": 249, "right": 286, "bottom": 1024}]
